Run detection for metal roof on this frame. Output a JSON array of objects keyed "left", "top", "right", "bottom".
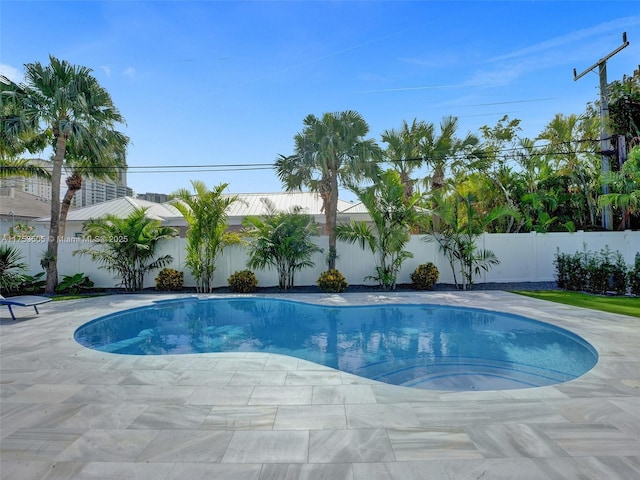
[
  {"left": 222, "top": 192, "right": 360, "bottom": 217},
  {"left": 35, "top": 196, "right": 181, "bottom": 223},
  {"left": 34, "top": 192, "right": 366, "bottom": 224}
]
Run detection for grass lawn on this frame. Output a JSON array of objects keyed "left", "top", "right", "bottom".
[{"left": 512, "top": 290, "right": 640, "bottom": 318}]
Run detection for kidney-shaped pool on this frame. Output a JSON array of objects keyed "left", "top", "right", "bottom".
[{"left": 74, "top": 297, "right": 598, "bottom": 391}]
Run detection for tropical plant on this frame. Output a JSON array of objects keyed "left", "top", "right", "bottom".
[
  {"left": 607, "top": 71, "right": 640, "bottom": 141},
  {"left": 469, "top": 115, "right": 526, "bottom": 233},
  {"left": 228, "top": 270, "right": 258, "bottom": 293},
  {"left": 423, "top": 115, "right": 480, "bottom": 194},
  {"left": 14, "top": 272, "right": 46, "bottom": 295},
  {"left": 171, "top": 181, "right": 240, "bottom": 293},
  {"left": 598, "top": 145, "right": 640, "bottom": 229},
  {"left": 317, "top": 269, "right": 348, "bottom": 293},
  {"left": 336, "top": 170, "right": 421, "bottom": 290},
  {"left": 243, "top": 199, "right": 322, "bottom": 290},
  {"left": 274, "top": 110, "right": 382, "bottom": 270},
  {"left": 55, "top": 273, "right": 94, "bottom": 295},
  {"left": 381, "top": 118, "right": 430, "bottom": 200},
  {"left": 154, "top": 268, "right": 184, "bottom": 291},
  {"left": 74, "top": 207, "right": 176, "bottom": 291},
  {"left": 0, "top": 158, "right": 50, "bottom": 181},
  {"left": 537, "top": 113, "right": 600, "bottom": 229},
  {"left": 1, "top": 222, "right": 44, "bottom": 241},
  {"left": 1, "top": 55, "right": 126, "bottom": 293},
  {"left": 411, "top": 263, "right": 439, "bottom": 290},
  {"left": 424, "top": 187, "right": 514, "bottom": 290},
  {"left": 0, "top": 245, "right": 28, "bottom": 294},
  {"left": 58, "top": 129, "right": 129, "bottom": 238},
  {"left": 630, "top": 253, "right": 640, "bottom": 296},
  {"left": 0, "top": 90, "right": 49, "bottom": 161}
]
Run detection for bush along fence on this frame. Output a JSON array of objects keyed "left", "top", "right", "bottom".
[
  {"left": 2, "top": 230, "right": 639, "bottom": 293},
  {"left": 555, "top": 247, "right": 640, "bottom": 296}
]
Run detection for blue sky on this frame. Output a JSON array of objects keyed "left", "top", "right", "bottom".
[{"left": 2, "top": 1, "right": 639, "bottom": 201}]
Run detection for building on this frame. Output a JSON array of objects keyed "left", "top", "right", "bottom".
[
  {"left": 0, "top": 158, "right": 55, "bottom": 201},
  {"left": 0, "top": 187, "right": 51, "bottom": 235},
  {"left": 137, "top": 192, "right": 171, "bottom": 203},
  {"left": 1, "top": 158, "right": 132, "bottom": 210}
]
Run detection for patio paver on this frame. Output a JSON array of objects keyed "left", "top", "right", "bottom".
[{"left": 1, "top": 291, "right": 639, "bottom": 479}]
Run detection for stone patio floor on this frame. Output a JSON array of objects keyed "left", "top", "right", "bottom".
[{"left": 1, "top": 291, "right": 639, "bottom": 479}]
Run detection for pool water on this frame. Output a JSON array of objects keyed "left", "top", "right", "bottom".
[{"left": 74, "top": 297, "right": 598, "bottom": 391}]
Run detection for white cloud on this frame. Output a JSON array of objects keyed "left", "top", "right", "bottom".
[
  {"left": 488, "top": 15, "right": 640, "bottom": 63},
  {"left": 100, "top": 65, "right": 112, "bottom": 77},
  {"left": 399, "top": 53, "right": 459, "bottom": 69},
  {"left": 123, "top": 67, "right": 136, "bottom": 79},
  {"left": 0, "top": 63, "right": 23, "bottom": 82}
]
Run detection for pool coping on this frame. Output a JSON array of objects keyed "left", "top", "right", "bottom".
[{"left": 1, "top": 291, "right": 639, "bottom": 479}]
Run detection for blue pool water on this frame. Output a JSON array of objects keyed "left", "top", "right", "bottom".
[{"left": 74, "top": 297, "right": 598, "bottom": 391}]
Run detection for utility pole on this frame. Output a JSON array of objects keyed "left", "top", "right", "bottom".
[{"left": 573, "top": 32, "right": 630, "bottom": 230}]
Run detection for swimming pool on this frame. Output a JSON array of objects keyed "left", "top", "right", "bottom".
[{"left": 74, "top": 297, "right": 598, "bottom": 391}]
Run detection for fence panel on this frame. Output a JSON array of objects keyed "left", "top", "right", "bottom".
[{"left": 3, "top": 231, "right": 638, "bottom": 289}]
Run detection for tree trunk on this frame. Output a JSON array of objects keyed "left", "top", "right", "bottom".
[
  {"left": 59, "top": 172, "right": 83, "bottom": 239},
  {"left": 327, "top": 171, "right": 340, "bottom": 270},
  {"left": 318, "top": 175, "right": 334, "bottom": 269},
  {"left": 45, "top": 135, "right": 67, "bottom": 294}
]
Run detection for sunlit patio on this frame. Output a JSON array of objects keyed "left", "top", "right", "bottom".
[{"left": 1, "top": 291, "right": 639, "bottom": 480}]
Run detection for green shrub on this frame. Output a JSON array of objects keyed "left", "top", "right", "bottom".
[
  {"left": 630, "top": 253, "right": 640, "bottom": 296},
  {"left": 554, "top": 246, "right": 636, "bottom": 295},
  {"left": 410, "top": 262, "right": 440, "bottom": 290},
  {"left": 317, "top": 269, "right": 348, "bottom": 293},
  {"left": 155, "top": 268, "right": 184, "bottom": 291},
  {"left": 0, "top": 245, "right": 28, "bottom": 295},
  {"left": 228, "top": 270, "right": 258, "bottom": 293},
  {"left": 611, "top": 251, "right": 629, "bottom": 296},
  {"left": 56, "top": 273, "right": 94, "bottom": 295},
  {"left": 14, "top": 272, "right": 46, "bottom": 295}
]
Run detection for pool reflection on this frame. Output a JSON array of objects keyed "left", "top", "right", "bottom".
[{"left": 75, "top": 298, "right": 598, "bottom": 391}]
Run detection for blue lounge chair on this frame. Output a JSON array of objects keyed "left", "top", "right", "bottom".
[{"left": 0, "top": 294, "right": 51, "bottom": 321}]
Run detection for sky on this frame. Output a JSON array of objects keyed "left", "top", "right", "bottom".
[{"left": 2, "top": 1, "right": 639, "bottom": 202}]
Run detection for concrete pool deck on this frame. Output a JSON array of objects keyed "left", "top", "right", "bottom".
[{"left": 1, "top": 291, "right": 639, "bottom": 479}]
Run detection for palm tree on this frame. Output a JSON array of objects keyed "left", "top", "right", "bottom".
[
  {"left": 74, "top": 207, "right": 176, "bottom": 291},
  {"left": 1, "top": 55, "right": 126, "bottom": 293},
  {"left": 242, "top": 199, "right": 322, "bottom": 290},
  {"left": 171, "top": 181, "right": 240, "bottom": 292},
  {"left": 537, "top": 113, "right": 600, "bottom": 228},
  {"left": 424, "top": 186, "right": 514, "bottom": 290},
  {"left": 381, "top": 119, "right": 429, "bottom": 200},
  {"left": 59, "top": 129, "right": 129, "bottom": 238},
  {"left": 274, "top": 110, "right": 382, "bottom": 270},
  {"left": 0, "top": 158, "right": 50, "bottom": 181},
  {"left": 424, "top": 115, "right": 480, "bottom": 193},
  {"left": 335, "top": 170, "right": 422, "bottom": 290},
  {"left": 1, "top": 95, "right": 50, "bottom": 182},
  {"left": 599, "top": 145, "right": 640, "bottom": 229}
]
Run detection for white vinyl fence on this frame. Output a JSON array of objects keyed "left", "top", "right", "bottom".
[{"left": 3, "top": 231, "right": 639, "bottom": 289}]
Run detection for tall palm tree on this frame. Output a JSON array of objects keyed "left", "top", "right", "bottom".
[
  {"left": 424, "top": 115, "right": 479, "bottom": 193},
  {"left": 171, "top": 181, "right": 240, "bottom": 293},
  {"left": 1, "top": 55, "right": 126, "bottom": 293},
  {"left": 274, "top": 110, "right": 381, "bottom": 270},
  {"left": 59, "top": 129, "right": 129, "bottom": 238},
  {"left": 381, "top": 119, "right": 429, "bottom": 200}
]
